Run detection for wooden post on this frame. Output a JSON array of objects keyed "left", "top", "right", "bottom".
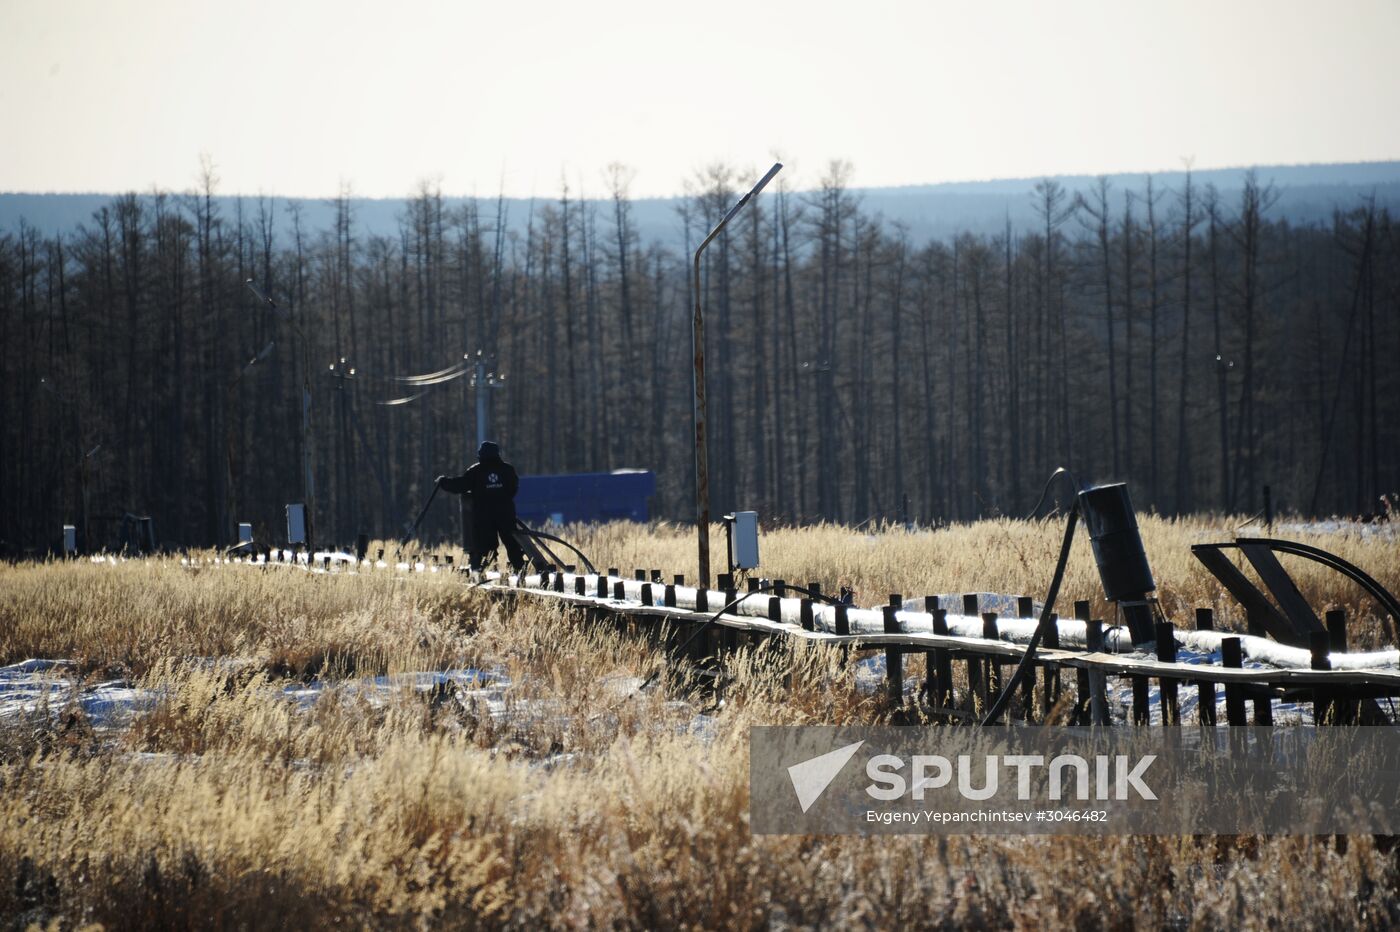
[
  {"left": 1253, "top": 686, "right": 1273, "bottom": 725},
  {"left": 747, "top": 577, "right": 761, "bottom": 593},
  {"left": 1326, "top": 608, "right": 1348, "bottom": 651},
  {"left": 596, "top": 575, "right": 609, "bottom": 599},
  {"left": 890, "top": 593, "right": 903, "bottom": 609},
  {"left": 1325, "top": 609, "right": 1356, "bottom": 723},
  {"left": 834, "top": 603, "right": 851, "bottom": 669},
  {"left": 1311, "top": 630, "right": 1333, "bottom": 725},
  {"left": 575, "top": 575, "right": 586, "bottom": 596},
  {"left": 1222, "top": 637, "right": 1247, "bottom": 726},
  {"left": 553, "top": 571, "right": 565, "bottom": 593},
  {"left": 1074, "top": 600, "right": 1093, "bottom": 724},
  {"left": 1086, "top": 620, "right": 1110, "bottom": 726},
  {"left": 674, "top": 574, "right": 685, "bottom": 586},
  {"left": 641, "top": 583, "right": 654, "bottom": 607},
  {"left": 807, "top": 581, "right": 822, "bottom": 600},
  {"left": 635, "top": 569, "right": 647, "bottom": 581},
  {"left": 613, "top": 580, "right": 625, "bottom": 600},
  {"left": 768, "top": 596, "right": 781, "bottom": 622},
  {"left": 608, "top": 567, "right": 620, "bottom": 579},
  {"left": 1131, "top": 676, "right": 1150, "bottom": 725},
  {"left": 931, "top": 606, "right": 953, "bottom": 714},
  {"left": 800, "top": 599, "right": 814, "bottom": 631},
  {"left": 775, "top": 579, "right": 787, "bottom": 597},
  {"left": 1019, "top": 654, "right": 1037, "bottom": 722},
  {"left": 1195, "top": 608, "right": 1218, "bottom": 725},
  {"left": 695, "top": 586, "right": 708, "bottom": 613},
  {"left": 722, "top": 586, "right": 739, "bottom": 652},
  {"left": 1017, "top": 596, "right": 1034, "bottom": 619},
  {"left": 1042, "top": 612, "right": 1061, "bottom": 714},
  {"left": 664, "top": 584, "right": 677, "bottom": 608},
  {"left": 1155, "top": 620, "right": 1180, "bottom": 725},
  {"left": 982, "top": 612, "right": 1002, "bottom": 701},
  {"left": 963, "top": 593, "right": 980, "bottom": 617},
  {"left": 922, "top": 595, "right": 940, "bottom": 706},
  {"left": 883, "top": 605, "right": 903, "bottom": 705}
]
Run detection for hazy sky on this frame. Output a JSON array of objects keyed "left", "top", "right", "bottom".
[{"left": 3, "top": 0, "right": 1398, "bottom": 199}]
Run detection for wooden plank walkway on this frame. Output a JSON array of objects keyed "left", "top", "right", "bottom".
[{"left": 484, "top": 575, "right": 1400, "bottom": 694}]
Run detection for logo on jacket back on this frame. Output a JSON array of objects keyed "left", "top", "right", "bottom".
[{"left": 487, "top": 472, "right": 501, "bottom": 488}]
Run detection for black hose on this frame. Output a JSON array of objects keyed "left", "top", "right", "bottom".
[
  {"left": 981, "top": 507, "right": 1079, "bottom": 725},
  {"left": 513, "top": 520, "right": 599, "bottom": 575},
  {"left": 1024, "top": 466, "right": 1083, "bottom": 520},
  {"left": 638, "top": 581, "right": 843, "bottom": 691}
]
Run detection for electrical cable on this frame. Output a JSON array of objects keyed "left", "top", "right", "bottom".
[
  {"left": 638, "top": 581, "right": 844, "bottom": 691},
  {"left": 1024, "top": 466, "right": 1082, "bottom": 521},
  {"left": 513, "top": 520, "right": 599, "bottom": 576},
  {"left": 980, "top": 506, "right": 1079, "bottom": 726}
]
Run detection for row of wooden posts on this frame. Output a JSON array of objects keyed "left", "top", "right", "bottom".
[
  {"left": 211, "top": 550, "right": 1383, "bottom": 727},
  {"left": 511, "top": 564, "right": 1380, "bottom": 728}
]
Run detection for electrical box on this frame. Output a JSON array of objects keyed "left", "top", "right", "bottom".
[
  {"left": 62, "top": 525, "right": 76, "bottom": 555},
  {"left": 238, "top": 523, "right": 253, "bottom": 545},
  {"left": 732, "top": 511, "right": 760, "bottom": 569},
  {"left": 286, "top": 504, "right": 307, "bottom": 545}
]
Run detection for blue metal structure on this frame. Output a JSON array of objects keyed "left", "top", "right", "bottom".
[{"left": 515, "top": 469, "right": 655, "bottom": 525}]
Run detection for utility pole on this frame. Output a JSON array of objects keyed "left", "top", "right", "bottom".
[
  {"left": 467, "top": 350, "right": 505, "bottom": 452},
  {"left": 692, "top": 162, "right": 782, "bottom": 587}
]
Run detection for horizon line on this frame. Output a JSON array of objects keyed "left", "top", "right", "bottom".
[{"left": 4, "top": 157, "right": 1400, "bottom": 204}]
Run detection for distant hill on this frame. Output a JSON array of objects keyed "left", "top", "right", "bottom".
[{"left": 4, "top": 161, "right": 1398, "bottom": 249}]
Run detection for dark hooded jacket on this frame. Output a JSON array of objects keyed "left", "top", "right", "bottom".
[{"left": 439, "top": 444, "right": 519, "bottom": 521}]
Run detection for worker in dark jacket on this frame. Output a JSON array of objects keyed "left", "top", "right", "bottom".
[{"left": 437, "top": 441, "right": 527, "bottom": 572}]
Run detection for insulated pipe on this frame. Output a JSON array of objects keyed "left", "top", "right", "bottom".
[{"left": 692, "top": 162, "right": 782, "bottom": 587}]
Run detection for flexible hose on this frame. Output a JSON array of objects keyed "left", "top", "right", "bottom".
[
  {"left": 638, "top": 581, "right": 843, "bottom": 691},
  {"left": 1024, "top": 466, "right": 1083, "bottom": 520},
  {"left": 980, "top": 506, "right": 1079, "bottom": 725},
  {"left": 514, "top": 520, "right": 599, "bottom": 575}
]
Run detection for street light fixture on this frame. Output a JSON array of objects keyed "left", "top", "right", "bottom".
[{"left": 692, "top": 162, "right": 782, "bottom": 586}]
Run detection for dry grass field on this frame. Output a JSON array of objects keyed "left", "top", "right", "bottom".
[{"left": 2, "top": 516, "right": 1399, "bottom": 929}]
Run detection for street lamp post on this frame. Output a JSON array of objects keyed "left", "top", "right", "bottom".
[
  {"left": 245, "top": 278, "right": 315, "bottom": 552},
  {"left": 692, "top": 162, "right": 782, "bottom": 587}
]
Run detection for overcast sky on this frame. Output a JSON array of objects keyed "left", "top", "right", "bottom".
[{"left": 3, "top": 0, "right": 1397, "bottom": 199}]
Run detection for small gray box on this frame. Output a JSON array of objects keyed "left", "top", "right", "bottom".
[
  {"left": 286, "top": 504, "right": 307, "bottom": 545},
  {"left": 732, "top": 511, "right": 759, "bottom": 569}
]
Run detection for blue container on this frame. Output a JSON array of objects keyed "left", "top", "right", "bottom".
[{"left": 515, "top": 470, "right": 656, "bottom": 525}]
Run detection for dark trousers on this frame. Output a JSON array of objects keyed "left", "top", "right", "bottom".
[{"left": 471, "top": 518, "right": 527, "bottom": 572}]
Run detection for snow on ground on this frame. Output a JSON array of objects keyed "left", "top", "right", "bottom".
[
  {"left": 0, "top": 659, "right": 155, "bottom": 730},
  {"left": 0, "top": 658, "right": 705, "bottom": 753}
]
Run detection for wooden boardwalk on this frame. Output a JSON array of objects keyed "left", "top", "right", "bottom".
[{"left": 480, "top": 566, "right": 1400, "bottom": 726}]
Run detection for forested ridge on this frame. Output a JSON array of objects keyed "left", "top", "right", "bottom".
[{"left": 3, "top": 160, "right": 1398, "bottom": 550}]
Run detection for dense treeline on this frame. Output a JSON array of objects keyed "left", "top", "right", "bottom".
[{"left": 3, "top": 160, "right": 1398, "bottom": 551}]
